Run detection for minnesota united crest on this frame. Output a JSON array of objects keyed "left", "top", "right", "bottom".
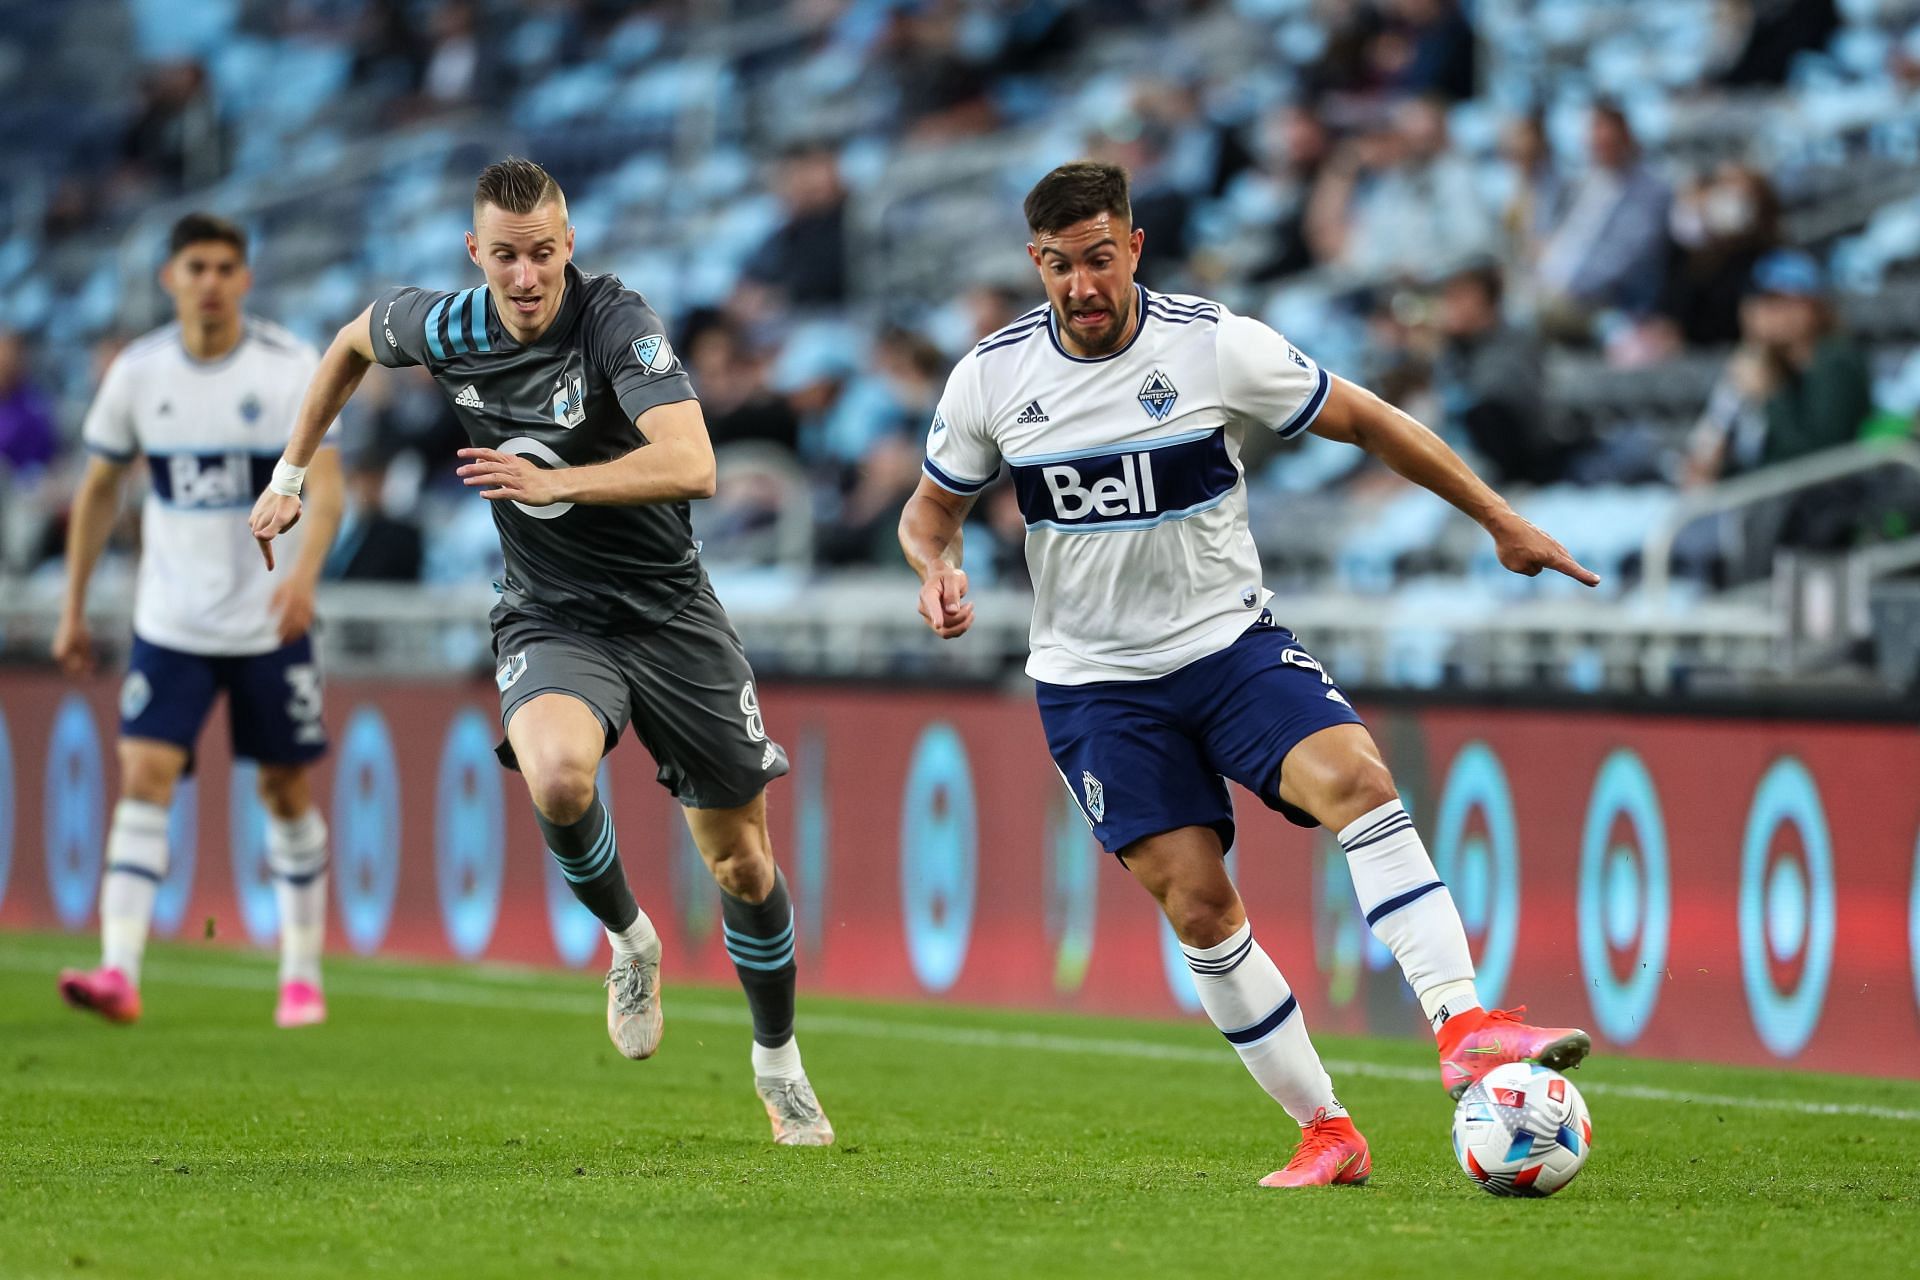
[
  {"left": 1137, "top": 369, "right": 1178, "bottom": 421},
  {"left": 1081, "top": 770, "right": 1106, "bottom": 823}
]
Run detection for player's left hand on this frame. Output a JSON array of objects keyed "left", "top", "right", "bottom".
[
  {"left": 270, "top": 575, "right": 317, "bottom": 644},
  {"left": 1487, "top": 510, "right": 1601, "bottom": 587},
  {"left": 458, "top": 448, "right": 562, "bottom": 506}
]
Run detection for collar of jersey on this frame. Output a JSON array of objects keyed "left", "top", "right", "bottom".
[
  {"left": 1045, "top": 284, "right": 1149, "bottom": 364},
  {"left": 493, "top": 263, "right": 585, "bottom": 350},
  {"left": 176, "top": 321, "right": 251, "bottom": 370}
]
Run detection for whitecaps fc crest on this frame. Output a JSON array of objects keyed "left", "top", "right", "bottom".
[
  {"left": 1081, "top": 770, "right": 1106, "bottom": 823},
  {"left": 1137, "top": 370, "right": 1178, "bottom": 421}
]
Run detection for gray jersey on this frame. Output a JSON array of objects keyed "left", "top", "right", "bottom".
[{"left": 370, "top": 263, "right": 702, "bottom": 631}]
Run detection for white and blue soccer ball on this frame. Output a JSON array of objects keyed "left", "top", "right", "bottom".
[{"left": 1451, "top": 1062, "right": 1593, "bottom": 1197}]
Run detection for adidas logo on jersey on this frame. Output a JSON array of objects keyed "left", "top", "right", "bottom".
[
  {"left": 1015, "top": 399, "right": 1049, "bottom": 424},
  {"left": 455, "top": 384, "right": 485, "bottom": 409}
]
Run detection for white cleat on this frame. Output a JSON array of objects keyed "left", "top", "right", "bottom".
[
  {"left": 604, "top": 941, "right": 663, "bottom": 1060},
  {"left": 757, "top": 1074, "right": 834, "bottom": 1146}
]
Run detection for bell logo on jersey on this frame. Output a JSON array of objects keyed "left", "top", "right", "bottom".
[
  {"left": 163, "top": 451, "right": 257, "bottom": 509},
  {"left": 1042, "top": 452, "right": 1158, "bottom": 521}
]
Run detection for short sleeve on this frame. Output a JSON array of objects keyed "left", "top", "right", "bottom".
[
  {"left": 80, "top": 355, "right": 137, "bottom": 462},
  {"left": 922, "top": 359, "right": 1000, "bottom": 496},
  {"left": 584, "top": 282, "right": 697, "bottom": 423},
  {"left": 1216, "top": 312, "right": 1332, "bottom": 440},
  {"left": 368, "top": 286, "right": 452, "bottom": 369}
]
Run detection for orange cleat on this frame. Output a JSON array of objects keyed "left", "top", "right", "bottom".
[
  {"left": 1259, "top": 1110, "right": 1371, "bottom": 1188},
  {"left": 1438, "top": 1006, "right": 1591, "bottom": 1099},
  {"left": 57, "top": 966, "right": 142, "bottom": 1025}
]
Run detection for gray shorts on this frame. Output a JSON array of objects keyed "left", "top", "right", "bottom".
[{"left": 491, "top": 587, "right": 789, "bottom": 809}]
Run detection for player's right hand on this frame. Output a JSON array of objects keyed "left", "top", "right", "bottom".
[
  {"left": 52, "top": 614, "right": 94, "bottom": 677},
  {"left": 248, "top": 490, "right": 304, "bottom": 570},
  {"left": 917, "top": 566, "right": 974, "bottom": 640}
]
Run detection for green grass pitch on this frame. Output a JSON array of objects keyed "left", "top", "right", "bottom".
[{"left": 2, "top": 931, "right": 1916, "bottom": 1279}]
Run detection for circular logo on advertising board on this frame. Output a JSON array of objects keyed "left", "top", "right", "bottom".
[
  {"left": 899, "top": 723, "right": 976, "bottom": 993},
  {"left": 44, "top": 695, "right": 103, "bottom": 928},
  {"left": 1577, "top": 749, "right": 1670, "bottom": 1044},
  {"left": 332, "top": 707, "right": 400, "bottom": 954},
  {"left": 436, "top": 709, "right": 504, "bottom": 959},
  {"left": 1738, "top": 758, "right": 1834, "bottom": 1058},
  {"left": 1431, "top": 742, "right": 1519, "bottom": 1007}
]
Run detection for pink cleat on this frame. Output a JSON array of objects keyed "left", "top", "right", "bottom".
[
  {"left": 1259, "top": 1110, "right": 1371, "bottom": 1188},
  {"left": 275, "top": 980, "right": 327, "bottom": 1028},
  {"left": 1437, "top": 1006, "right": 1591, "bottom": 1099},
  {"left": 57, "top": 966, "right": 142, "bottom": 1025}
]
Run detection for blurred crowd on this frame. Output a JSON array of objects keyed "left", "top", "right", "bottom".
[{"left": 6, "top": 0, "right": 1920, "bottom": 600}]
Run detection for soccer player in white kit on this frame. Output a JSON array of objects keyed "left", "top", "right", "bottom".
[
  {"left": 900, "top": 163, "right": 1598, "bottom": 1187},
  {"left": 54, "top": 213, "right": 343, "bottom": 1029}
]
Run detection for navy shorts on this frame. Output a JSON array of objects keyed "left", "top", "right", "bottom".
[
  {"left": 1036, "top": 616, "right": 1364, "bottom": 857},
  {"left": 120, "top": 633, "right": 329, "bottom": 771}
]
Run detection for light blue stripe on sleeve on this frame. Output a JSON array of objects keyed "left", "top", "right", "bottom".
[
  {"left": 468, "top": 288, "right": 490, "bottom": 353},
  {"left": 447, "top": 289, "right": 473, "bottom": 355},
  {"left": 424, "top": 297, "right": 450, "bottom": 361}
]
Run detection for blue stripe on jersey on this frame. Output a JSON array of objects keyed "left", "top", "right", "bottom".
[
  {"left": 923, "top": 457, "right": 992, "bottom": 495},
  {"left": 1276, "top": 365, "right": 1331, "bottom": 439},
  {"left": 87, "top": 442, "right": 135, "bottom": 464},
  {"left": 1005, "top": 425, "right": 1214, "bottom": 467},
  {"left": 1146, "top": 304, "right": 1219, "bottom": 327},
  {"left": 976, "top": 325, "right": 1046, "bottom": 356},
  {"left": 468, "top": 288, "right": 491, "bottom": 353},
  {"left": 1148, "top": 294, "right": 1218, "bottom": 317},
  {"left": 974, "top": 307, "right": 1049, "bottom": 350},
  {"left": 448, "top": 289, "right": 474, "bottom": 355},
  {"left": 146, "top": 451, "right": 281, "bottom": 509},
  {"left": 424, "top": 296, "right": 451, "bottom": 361},
  {"left": 1011, "top": 427, "right": 1237, "bottom": 532}
]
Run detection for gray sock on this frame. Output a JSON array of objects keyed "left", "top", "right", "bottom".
[
  {"left": 722, "top": 867, "right": 796, "bottom": 1047},
  {"left": 537, "top": 791, "right": 638, "bottom": 933}
]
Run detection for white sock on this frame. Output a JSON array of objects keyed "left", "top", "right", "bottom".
[
  {"left": 267, "top": 809, "right": 329, "bottom": 988},
  {"left": 751, "top": 1035, "right": 804, "bottom": 1081},
  {"left": 1338, "top": 799, "right": 1481, "bottom": 1030},
  {"left": 605, "top": 907, "right": 658, "bottom": 961},
  {"left": 1182, "top": 922, "right": 1344, "bottom": 1126},
  {"left": 100, "top": 799, "right": 169, "bottom": 986}
]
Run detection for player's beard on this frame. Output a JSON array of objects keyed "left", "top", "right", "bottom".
[{"left": 1057, "top": 289, "right": 1133, "bottom": 357}]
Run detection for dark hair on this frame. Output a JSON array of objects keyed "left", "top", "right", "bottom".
[
  {"left": 1023, "top": 161, "right": 1131, "bottom": 236},
  {"left": 168, "top": 212, "right": 247, "bottom": 260},
  {"left": 1448, "top": 259, "right": 1504, "bottom": 307},
  {"left": 474, "top": 156, "right": 565, "bottom": 217}
]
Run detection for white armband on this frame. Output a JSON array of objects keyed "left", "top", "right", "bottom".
[{"left": 268, "top": 459, "right": 307, "bottom": 497}]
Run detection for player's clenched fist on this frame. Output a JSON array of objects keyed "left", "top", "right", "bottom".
[
  {"left": 918, "top": 565, "right": 974, "bottom": 640},
  {"left": 249, "top": 489, "right": 303, "bottom": 570}
]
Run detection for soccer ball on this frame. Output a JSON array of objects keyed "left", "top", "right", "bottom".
[{"left": 1450, "top": 1062, "right": 1593, "bottom": 1197}]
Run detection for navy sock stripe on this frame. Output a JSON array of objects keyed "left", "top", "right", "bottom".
[
  {"left": 106, "top": 862, "right": 163, "bottom": 884},
  {"left": 1185, "top": 934, "right": 1254, "bottom": 974},
  {"left": 722, "top": 916, "right": 795, "bottom": 950},
  {"left": 1222, "top": 994, "right": 1298, "bottom": 1046},
  {"left": 1364, "top": 879, "right": 1446, "bottom": 926},
  {"left": 273, "top": 861, "right": 331, "bottom": 887},
  {"left": 1343, "top": 817, "right": 1416, "bottom": 852},
  {"left": 1341, "top": 807, "right": 1410, "bottom": 847}
]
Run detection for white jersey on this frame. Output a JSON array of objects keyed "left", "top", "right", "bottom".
[
  {"left": 924, "top": 286, "right": 1329, "bottom": 685},
  {"left": 82, "top": 319, "right": 329, "bottom": 656}
]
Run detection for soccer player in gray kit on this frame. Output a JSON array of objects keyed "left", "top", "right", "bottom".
[{"left": 251, "top": 158, "right": 830, "bottom": 1146}]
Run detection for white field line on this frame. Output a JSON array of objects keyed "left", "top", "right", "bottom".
[{"left": 6, "top": 949, "right": 1919, "bottom": 1123}]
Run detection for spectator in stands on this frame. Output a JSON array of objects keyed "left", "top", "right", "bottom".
[
  {"left": 1429, "top": 261, "right": 1568, "bottom": 486},
  {"left": 682, "top": 310, "right": 800, "bottom": 455},
  {"left": 1641, "top": 163, "right": 1784, "bottom": 349},
  {"left": 1307, "top": 96, "right": 1496, "bottom": 284},
  {"left": 0, "top": 332, "right": 57, "bottom": 478},
  {"left": 1684, "top": 250, "right": 1873, "bottom": 486},
  {"left": 1088, "top": 121, "right": 1191, "bottom": 288},
  {"left": 120, "top": 61, "right": 229, "bottom": 193},
  {"left": 1243, "top": 101, "right": 1334, "bottom": 283},
  {"left": 1535, "top": 102, "right": 1670, "bottom": 336},
  {"left": 1496, "top": 112, "right": 1563, "bottom": 283},
  {"left": 815, "top": 330, "right": 945, "bottom": 566},
  {"left": 351, "top": 0, "right": 428, "bottom": 94},
  {"left": 421, "top": 0, "right": 487, "bottom": 109},
  {"left": 1374, "top": 0, "right": 1477, "bottom": 102},
  {"left": 741, "top": 143, "right": 850, "bottom": 309},
  {"left": 879, "top": 3, "right": 997, "bottom": 141},
  {"left": 324, "top": 454, "right": 424, "bottom": 583}
]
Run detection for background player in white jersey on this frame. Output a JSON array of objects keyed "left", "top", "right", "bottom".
[
  {"left": 900, "top": 162, "right": 1598, "bottom": 1187},
  {"left": 54, "top": 213, "right": 343, "bottom": 1029}
]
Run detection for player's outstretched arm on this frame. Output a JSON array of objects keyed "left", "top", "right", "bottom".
[
  {"left": 53, "top": 454, "right": 132, "bottom": 676},
  {"left": 268, "top": 446, "right": 343, "bottom": 643},
  {"left": 458, "top": 399, "right": 716, "bottom": 508},
  {"left": 249, "top": 305, "right": 376, "bottom": 569},
  {"left": 1309, "top": 375, "right": 1600, "bottom": 587},
  {"left": 898, "top": 476, "right": 976, "bottom": 640}
]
